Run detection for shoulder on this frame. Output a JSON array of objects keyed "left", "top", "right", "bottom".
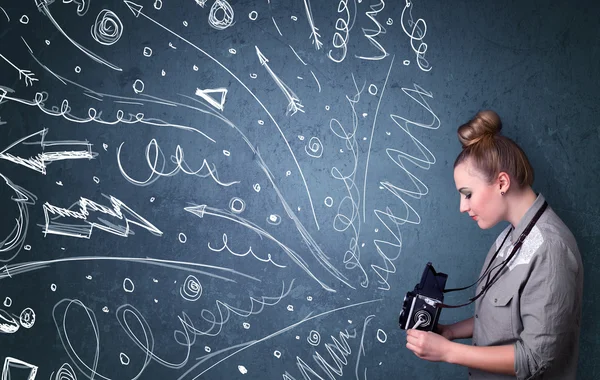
[
  {"left": 537, "top": 206, "right": 581, "bottom": 258},
  {"left": 528, "top": 207, "right": 582, "bottom": 275}
]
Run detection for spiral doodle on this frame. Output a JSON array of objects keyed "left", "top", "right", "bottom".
[
  {"left": 266, "top": 214, "right": 282, "bottom": 226},
  {"left": 208, "top": 0, "right": 235, "bottom": 30},
  {"left": 54, "top": 363, "right": 77, "bottom": 380},
  {"left": 180, "top": 275, "right": 202, "bottom": 301},
  {"left": 305, "top": 137, "right": 323, "bottom": 158},
  {"left": 19, "top": 307, "right": 35, "bottom": 328},
  {"left": 307, "top": 330, "right": 321, "bottom": 346},
  {"left": 91, "top": 10, "right": 123, "bottom": 46},
  {"left": 229, "top": 197, "right": 246, "bottom": 214}
]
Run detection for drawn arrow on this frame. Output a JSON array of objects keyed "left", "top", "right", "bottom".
[
  {"left": 255, "top": 46, "right": 269, "bottom": 65},
  {"left": 123, "top": 0, "right": 143, "bottom": 17},
  {"left": 254, "top": 46, "right": 304, "bottom": 116},
  {"left": 43, "top": 194, "right": 163, "bottom": 239},
  {"left": 0, "top": 129, "right": 97, "bottom": 175},
  {"left": 122, "top": 0, "right": 320, "bottom": 230}
]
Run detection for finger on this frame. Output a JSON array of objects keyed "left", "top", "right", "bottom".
[
  {"left": 406, "top": 342, "right": 416, "bottom": 352},
  {"left": 406, "top": 342, "right": 423, "bottom": 357},
  {"left": 406, "top": 335, "right": 422, "bottom": 345}
]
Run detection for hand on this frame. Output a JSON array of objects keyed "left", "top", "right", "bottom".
[{"left": 406, "top": 329, "right": 453, "bottom": 362}]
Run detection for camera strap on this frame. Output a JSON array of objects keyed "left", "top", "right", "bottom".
[{"left": 439, "top": 200, "right": 548, "bottom": 309}]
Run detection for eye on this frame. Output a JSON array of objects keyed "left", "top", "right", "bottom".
[{"left": 464, "top": 193, "right": 472, "bottom": 200}]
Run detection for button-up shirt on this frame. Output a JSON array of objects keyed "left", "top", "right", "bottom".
[{"left": 469, "top": 194, "right": 583, "bottom": 379}]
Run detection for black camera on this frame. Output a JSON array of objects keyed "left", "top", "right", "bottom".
[{"left": 398, "top": 262, "right": 448, "bottom": 331}]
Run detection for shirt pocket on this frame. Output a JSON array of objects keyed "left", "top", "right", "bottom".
[{"left": 486, "top": 291, "right": 515, "bottom": 339}]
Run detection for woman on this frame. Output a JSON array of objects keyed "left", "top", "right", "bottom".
[{"left": 405, "top": 110, "right": 583, "bottom": 379}]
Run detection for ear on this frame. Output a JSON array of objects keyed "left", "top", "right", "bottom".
[{"left": 497, "top": 172, "right": 511, "bottom": 194}]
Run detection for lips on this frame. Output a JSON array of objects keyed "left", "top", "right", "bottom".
[{"left": 470, "top": 215, "right": 478, "bottom": 221}]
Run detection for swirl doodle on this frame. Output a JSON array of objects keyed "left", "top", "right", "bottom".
[
  {"left": 54, "top": 363, "right": 77, "bottom": 380},
  {"left": 305, "top": 137, "right": 323, "bottom": 158},
  {"left": 90, "top": 10, "right": 123, "bottom": 46},
  {"left": 307, "top": 330, "right": 321, "bottom": 346},
  {"left": 180, "top": 275, "right": 202, "bottom": 301},
  {"left": 208, "top": 0, "right": 235, "bottom": 30}
]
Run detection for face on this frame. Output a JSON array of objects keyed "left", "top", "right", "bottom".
[{"left": 453, "top": 161, "right": 505, "bottom": 229}]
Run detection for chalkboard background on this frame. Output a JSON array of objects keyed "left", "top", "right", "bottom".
[{"left": 0, "top": 0, "right": 598, "bottom": 379}]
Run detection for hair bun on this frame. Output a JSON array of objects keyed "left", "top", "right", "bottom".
[{"left": 457, "top": 110, "right": 502, "bottom": 148}]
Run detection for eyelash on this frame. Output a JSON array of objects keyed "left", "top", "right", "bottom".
[{"left": 464, "top": 193, "right": 472, "bottom": 200}]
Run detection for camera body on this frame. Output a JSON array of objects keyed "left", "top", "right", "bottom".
[{"left": 399, "top": 262, "right": 448, "bottom": 331}]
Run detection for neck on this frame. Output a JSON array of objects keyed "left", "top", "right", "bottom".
[{"left": 506, "top": 187, "right": 538, "bottom": 228}]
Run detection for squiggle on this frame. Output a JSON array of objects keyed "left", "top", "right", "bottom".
[
  {"left": 186, "top": 203, "right": 346, "bottom": 292},
  {"left": 401, "top": 0, "right": 432, "bottom": 72},
  {"left": 177, "top": 280, "right": 293, "bottom": 341},
  {"left": 355, "top": 315, "right": 375, "bottom": 379},
  {"left": 0, "top": 174, "right": 36, "bottom": 262},
  {"left": 208, "top": 233, "right": 286, "bottom": 268},
  {"left": 328, "top": 0, "right": 352, "bottom": 63},
  {"left": 0, "top": 90, "right": 215, "bottom": 142},
  {"left": 283, "top": 329, "right": 357, "bottom": 380},
  {"left": 116, "top": 139, "right": 239, "bottom": 187},
  {"left": 329, "top": 75, "right": 368, "bottom": 288},
  {"left": 371, "top": 83, "right": 440, "bottom": 290},
  {"left": 181, "top": 299, "right": 382, "bottom": 380},
  {"left": 355, "top": 1, "right": 389, "bottom": 61},
  {"left": 53, "top": 299, "right": 150, "bottom": 380}
]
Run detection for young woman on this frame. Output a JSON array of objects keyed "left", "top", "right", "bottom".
[{"left": 405, "top": 110, "right": 583, "bottom": 379}]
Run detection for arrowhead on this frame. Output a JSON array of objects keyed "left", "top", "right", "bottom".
[
  {"left": 184, "top": 204, "right": 206, "bottom": 218},
  {"left": 255, "top": 46, "right": 269, "bottom": 65},
  {"left": 194, "top": 88, "right": 228, "bottom": 111},
  {"left": 123, "top": 0, "right": 143, "bottom": 17}
]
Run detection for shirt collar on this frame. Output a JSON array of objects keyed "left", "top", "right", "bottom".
[{"left": 509, "top": 193, "right": 546, "bottom": 245}]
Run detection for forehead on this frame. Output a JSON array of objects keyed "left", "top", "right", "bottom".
[{"left": 453, "top": 162, "right": 488, "bottom": 188}]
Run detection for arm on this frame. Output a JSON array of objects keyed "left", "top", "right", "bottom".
[
  {"left": 437, "top": 317, "right": 474, "bottom": 340},
  {"left": 447, "top": 342, "right": 515, "bottom": 375},
  {"left": 513, "top": 240, "right": 581, "bottom": 379},
  {"left": 406, "top": 330, "right": 515, "bottom": 375}
]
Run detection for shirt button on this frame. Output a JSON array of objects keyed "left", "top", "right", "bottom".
[
  {"left": 475, "top": 314, "right": 478, "bottom": 318},
  {"left": 469, "top": 372, "right": 472, "bottom": 376},
  {"left": 494, "top": 298, "right": 498, "bottom": 303}
]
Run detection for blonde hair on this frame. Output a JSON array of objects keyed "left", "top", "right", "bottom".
[{"left": 454, "top": 110, "right": 534, "bottom": 188}]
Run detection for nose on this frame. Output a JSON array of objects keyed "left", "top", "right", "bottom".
[{"left": 459, "top": 197, "right": 470, "bottom": 213}]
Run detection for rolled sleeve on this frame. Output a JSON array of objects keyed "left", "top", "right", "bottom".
[{"left": 514, "top": 240, "right": 580, "bottom": 379}]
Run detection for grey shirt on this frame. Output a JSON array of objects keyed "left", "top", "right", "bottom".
[{"left": 469, "top": 194, "right": 583, "bottom": 380}]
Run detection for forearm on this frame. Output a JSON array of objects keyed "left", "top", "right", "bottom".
[
  {"left": 446, "top": 342, "right": 515, "bottom": 376},
  {"left": 448, "top": 317, "right": 474, "bottom": 340}
]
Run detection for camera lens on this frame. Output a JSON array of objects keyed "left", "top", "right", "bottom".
[{"left": 414, "top": 310, "right": 432, "bottom": 327}]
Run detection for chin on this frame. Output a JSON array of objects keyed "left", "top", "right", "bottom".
[{"left": 477, "top": 219, "right": 499, "bottom": 230}]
